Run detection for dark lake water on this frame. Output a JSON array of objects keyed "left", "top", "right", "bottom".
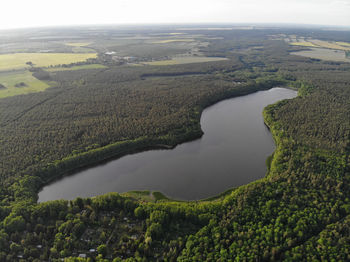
[{"left": 38, "top": 88, "right": 297, "bottom": 202}]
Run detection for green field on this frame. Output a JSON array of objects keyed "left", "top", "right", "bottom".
[
  {"left": 290, "top": 42, "right": 318, "bottom": 47},
  {"left": 65, "top": 42, "right": 92, "bottom": 47},
  {"left": 290, "top": 48, "right": 350, "bottom": 62},
  {"left": 0, "top": 71, "right": 50, "bottom": 98},
  {"left": 151, "top": 39, "right": 195, "bottom": 44},
  {"left": 71, "top": 46, "right": 95, "bottom": 53},
  {"left": 143, "top": 56, "right": 228, "bottom": 65},
  {"left": 46, "top": 64, "right": 107, "bottom": 72},
  {"left": 286, "top": 36, "right": 350, "bottom": 51},
  {"left": 336, "top": 41, "right": 350, "bottom": 47},
  {"left": 0, "top": 52, "right": 97, "bottom": 71}
]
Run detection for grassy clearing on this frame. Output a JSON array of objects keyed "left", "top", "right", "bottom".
[
  {"left": 336, "top": 42, "right": 350, "bottom": 47},
  {"left": 65, "top": 42, "right": 92, "bottom": 47},
  {"left": 121, "top": 191, "right": 173, "bottom": 202},
  {"left": 0, "top": 71, "right": 50, "bottom": 98},
  {"left": 290, "top": 48, "right": 350, "bottom": 62},
  {"left": 290, "top": 42, "right": 318, "bottom": 47},
  {"left": 121, "top": 191, "right": 154, "bottom": 202},
  {"left": 310, "top": 40, "right": 350, "bottom": 51},
  {"left": 287, "top": 36, "right": 350, "bottom": 51},
  {"left": 143, "top": 56, "right": 228, "bottom": 66},
  {"left": 71, "top": 46, "right": 95, "bottom": 53},
  {"left": 46, "top": 64, "right": 107, "bottom": 72},
  {"left": 151, "top": 39, "right": 195, "bottom": 44},
  {"left": 0, "top": 53, "right": 97, "bottom": 71}
]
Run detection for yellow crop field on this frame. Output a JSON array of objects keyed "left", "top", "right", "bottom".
[
  {"left": 0, "top": 71, "right": 50, "bottom": 98},
  {"left": 151, "top": 39, "right": 195, "bottom": 44},
  {"left": 290, "top": 42, "right": 318, "bottom": 47},
  {"left": 288, "top": 37, "right": 350, "bottom": 51},
  {"left": 65, "top": 42, "right": 92, "bottom": 47},
  {"left": 71, "top": 46, "right": 95, "bottom": 53},
  {"left": 143, "top": 56, "right": 228, "bottom": 65},
  {"left": 310, "top": 40, "right": 350, "bottom": 51},
  {"left": 336, "top": 42, "right": 350, "bottom": 47},
  {"left": 0, "top": 53, "right": 97, "bottom": 71},
  {"left": 290, "top": 48, "right": 350, "bottom": 62}
]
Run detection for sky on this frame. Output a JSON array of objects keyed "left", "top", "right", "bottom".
[{"left": 1, "top": 0, "right": 350, "bottom": 30}]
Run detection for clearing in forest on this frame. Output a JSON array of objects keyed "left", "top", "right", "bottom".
[
  {"left": 0, "top": 52, "right": 97, "bottom": 71},
  {"left": 143, "top": 56, "right": 228, "bottom": 65},
  {"left": 0, "top": 70, "right": 50, "bottom": 98}
]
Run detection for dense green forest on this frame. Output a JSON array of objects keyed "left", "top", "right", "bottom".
[{"left": 0, "top": 27, "right": 350, "bottom": 261}]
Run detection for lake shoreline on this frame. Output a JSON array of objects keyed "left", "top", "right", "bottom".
[{"left": 37, "top": 84, "right": 296, "bottom": 202}]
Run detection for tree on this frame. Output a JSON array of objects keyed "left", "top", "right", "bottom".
[
  {"left": 3, "top": 216, "right": 26, "bottom": 233},
  {"left": 134, "top": 206, "right": 145, "bottom": 219},
  {"left": 97, "top": 244, "right": 107, "bottom": 257}
]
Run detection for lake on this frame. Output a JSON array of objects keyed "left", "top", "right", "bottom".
[{"left": 38, "top": 87, "right": 297, "bottom": 202}]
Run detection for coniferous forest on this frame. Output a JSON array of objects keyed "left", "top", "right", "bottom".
[{"left": 0, "top": 26, "right": 350, "bottom": 261}]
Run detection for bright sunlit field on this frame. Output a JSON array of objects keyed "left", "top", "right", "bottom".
[{"left": 0, "top": 52, "right": 97, "bottom": 71}]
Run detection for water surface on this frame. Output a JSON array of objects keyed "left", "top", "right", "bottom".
[{"left": 38, "top": 88, "right": 297, "bottom": 202}]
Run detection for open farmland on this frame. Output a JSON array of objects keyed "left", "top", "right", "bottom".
[
  {"left": 290, "top": 48, "right": 350, "bottom": 62},
  {"left": 0, "top": 52, "right": 97, "bottom": 71},
  {"left": 290, "top": 42, "right": 318, "bottom": 47},
  {"left": 65, "top": 42, "right": 92, "bottom": 47},
  {"left": 151, "top": 39, "right": 195, "bottom": 44},
  {"left": 46, "top": 63, "right": 107, "bottom": 72},
  {"left": 285, "top": 36, "right": 350, "bottom": 51},
  {"left": 143, "top": 56, "right": 228, "bottom": 65},
  {"left": 336, "top": 41, "right": 350, "bottom": 47},
  {"left": 0, "top": 70, "right": 50, "bottom": 98}
]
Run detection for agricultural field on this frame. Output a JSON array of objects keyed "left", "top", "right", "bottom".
[
  {"left": 289, "top": 42, "right": 318, "bottom": 47},
  {"left": 0, "top": 52, "right": 97, "bottom": 71},
  {"left": 309, "top": 39, "right": 350, "bottom": 50},
  {"left": 277, "top": 34, "right": 350, "bottom": 62},
  {"left": 0, "top": 70, "right": 50, "bottom": 98},
  {"left": 143, "top": 56, "right": 228, "bottom": 65},
  {"left": 65, "top": 42, "right": 92, "bottom": 47},
  {"left": 151, "top": 39, "right": 195, "bottom": 44},
  {"left": 286, "top": 36, "right": 350, "bottom": 51},
  {"left": 290, "top": 47, "right": 350, "bottom": 62},
  {"left": 46, "top": 63, "right": 107, "bottom": 72},
  {"left": 336, "top": 41, "right": 350, "bottom": 47},
  {"left": 64, "top": 42, "right": 95, "bottom": 53}
]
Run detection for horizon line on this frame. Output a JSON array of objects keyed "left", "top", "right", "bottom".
[{"left": 1, "top": 22, "right": 349, "bottom": 32}]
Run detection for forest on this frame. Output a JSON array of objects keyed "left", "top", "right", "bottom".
[{"left": 0, "top": 26, "right": 350, "bottom": 261}]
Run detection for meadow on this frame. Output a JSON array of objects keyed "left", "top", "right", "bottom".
[
  {"left": 290, "top": 42, "right": 318, "bottom": 47},
  {"left": 0, "top": 52, "right": 97, "bottom": 71},
  {"left": 151, "top": 39, "right": 195, "bottom": 44},
  {"left": 288, "top": 37, "right": 350, "bottom": 51},
  {"left": 143, "top": 56, "right": 228, "bottom": 65},
  {"left": 46, "top": 64, "right": 106, "bottom": 72},
  {"left": 65, "top": 42, "right": 92, "bottom": 47},
  {"left": 290, "top": 48, "right": 350, "bottom": 62},
  {"left": 0, "top": 70, "right": 50, "bottom": 98}
]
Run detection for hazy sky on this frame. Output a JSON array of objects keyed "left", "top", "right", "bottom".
[{"left": 1, "top": 0, "right": 350, "bottom": 29}]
